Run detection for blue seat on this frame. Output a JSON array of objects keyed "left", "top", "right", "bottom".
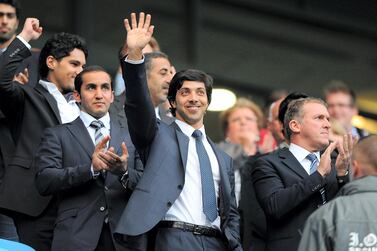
[{"left": 0, "top": 239, "right": 35, "bottom": 251}]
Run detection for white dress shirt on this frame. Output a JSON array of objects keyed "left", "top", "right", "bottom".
[
  {"left": 289, "top": 143, "right": 320, "bottom": 175},
  {"left": 164, "top": 120, "right": 221, "bottom": 229},
  {"left": 39, "top": 80, "right": 80, "bottom": 124}
]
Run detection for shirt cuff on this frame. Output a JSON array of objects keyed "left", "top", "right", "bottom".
[
  {"left": 16, "top": 35, "right": 32, "bottom": 50},
  {"left": 91, "top": 164, "right": 100, "bottom": 179},
  {"left": 124, "top": 55, "right": 144, "bottom": 64}
]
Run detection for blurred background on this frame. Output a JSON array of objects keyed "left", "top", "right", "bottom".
[{"left": 19, "top": 0, "right": 377, "bottom": 141}]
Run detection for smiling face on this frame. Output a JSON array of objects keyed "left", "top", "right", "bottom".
[
  {"left": 171, "top": 80, "right": 209, "bottom": 129},
  {"left": 0, "top": 3, "right": 18, "bottom": 45},
  {"left": 47, "top": 48, "right": 86, "bottom": 94},
  {"left": 291, "top": 101, "right": 331, "bottom": 152},
  {"left": 75, "top": 71, "right": 114, "bottom": 119}
]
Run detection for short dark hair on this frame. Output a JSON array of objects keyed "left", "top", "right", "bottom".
[
  {"left": 144, "top": 51, "right": 169, "bottom": 76},
  {"left": 283, "top": 97, "right": 326, "bottom": 140},
  {"left": 74, "top": 65, "right": 112, "bottom": 94},
  {"left": 167, "top": 69, "right": 213, "bottom": 117},
  {"left": 323, "top": 80, "right": 356, "bottom": 106},
  {"left": 0, "top": 0, "right": 20, "bottom": 18},
  {"left": 278, "top": 92, "right": 309, "bottom": 125},
  {"left": 39, "top": 32, "right": 88, "bottom": 79}
]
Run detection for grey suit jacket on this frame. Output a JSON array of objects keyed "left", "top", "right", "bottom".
[
  {"left": 35, "top": 114, "right": 143, "bottom": 251},
  {"left": 114, "top": 61, "right": 242, "bottom": 251}
]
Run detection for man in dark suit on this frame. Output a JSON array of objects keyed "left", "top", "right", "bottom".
[
  {"left": 114, "top": 13, "right": 241, "bottom": 251},
  {"left": 0, "top": 18, "right": 87, "bottom": 250},
  {"left": 143, "top": 51, "right": 174, "bottom": 124},
  {"left": 252, "top": 97, "right": 352, "bottom": 251},
  {"left": 34, "top": 66, "right": 143, "bottom": 251}
]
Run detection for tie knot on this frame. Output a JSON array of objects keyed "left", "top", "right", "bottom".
[
  {"left": 90, "top": 120, "right": 104, "bottom": 130},
  {"left": 306, "top": 153, "right": 318, "bottom": 164},
  {"left": 192, "top": 129, "right": 203, "bottom": 139}
]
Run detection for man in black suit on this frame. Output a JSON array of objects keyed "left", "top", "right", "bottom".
[
  {"left": 0, "top": 18, "right": 87, "bottom": 250},
  {"left": 115, "top": 13, "right": 241, "bottom": 251},
  {"left": 252, "top": 97, "right": 352, "bottom": 251},
  {"left": 35, "top": 66, "right": 143, "bottom": 251}
]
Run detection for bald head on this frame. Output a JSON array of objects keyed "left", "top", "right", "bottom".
[
  {"left": 352, "top": 135, "right": 377, "bottom": 178},
  {"left": 268, "top": 98, "right": 285, "bottom": 144}
]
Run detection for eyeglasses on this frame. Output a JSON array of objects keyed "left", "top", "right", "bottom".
[{"left": 0, "top": 12, "right": 17, "bottom": 19}]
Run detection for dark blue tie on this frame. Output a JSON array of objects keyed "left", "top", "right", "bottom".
[
  {"left": 306, "top": 153, "right": 327, "bottom": 204},
  {"left": 192, "top": 129, "right": 218, "bottom": 222}
]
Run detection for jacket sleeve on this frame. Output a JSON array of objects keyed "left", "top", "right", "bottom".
[
  {"left": 35, "top": 127, "right": 93, "bottom": 196},
  {"left": 225, "top": 159, "right": 243, "bottom": 251},
  {"left": 0, "top": 38, "right": 31, "bottom": 119},
  {"left": 121, "top": 59, "right": 157, "bottom": 155},
  {"left": 298, "top": 209, "right": 334, "bottom": 251},
  {"left": 252, "top": 156, "right": 326, "bottom": 220}
]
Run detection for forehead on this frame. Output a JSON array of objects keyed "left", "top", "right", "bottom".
[
  {"left": 0, "top": 3, "right": 16, "bottom": 13},
  {"left": 326, "top": 92, "right": 352, "bottom": 103},
  {"left": 230, "top": 107, "right": 256, "bottom": 118},
  {"left": 180, "top": 80, "right": 206, "bottom": 89},
  {"left": 81, "top": 71, "right": 111, "bottom": 84},
  {"left": 302, "top": 101, "right": 329, "bottom": 116},
  {"left": 151, "top": 57, "right": 171, "bottom": 70}
]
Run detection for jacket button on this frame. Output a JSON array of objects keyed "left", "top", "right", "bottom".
[
  {"left": 177, "top": 185, "right": 183, "bottom": 190},
  {"left": 167, "top": 202, "right": 172, "bottom": 207},
  {"left": 100, "top": 206, "right": 106, "bottom": 212}
]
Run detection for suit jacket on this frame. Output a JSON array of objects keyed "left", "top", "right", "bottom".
[
  {"left": 114, "top": 61, "right": 242, "bottom": 251},
  {"left": 251, "top": 148, "right": 347, "bottom": 251},
  {"left": 35, "top": 115, "right": 143, "bottom": 251},
  {"left": 0, "top": 38, "right": 61, "bottom": 216}
]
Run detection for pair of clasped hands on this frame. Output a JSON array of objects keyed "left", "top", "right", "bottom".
[{"left": 317, "top": 134, "right": 355, "bottom": 177}]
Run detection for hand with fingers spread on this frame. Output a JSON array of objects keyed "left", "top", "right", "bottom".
[
  {"left": 98, "top": 143, "right": 129, "bottom": 176},
  {"left": 19, "top": 18, "right": 43, "bottom": 42},
  {"left": 92, "top": 135, "right": 111, "bottom": 172},
  {"left": 335, "top": 134, "right": 354, "bottom": 176},
  {"left": 317, "top": 141, "right": 338, "bottom": 177},
  {"left": 13, "top": 68, "right": 29, "bottom": 85},
  {"left": 123, "top": 12, "right": 154, "bottom": 60}
]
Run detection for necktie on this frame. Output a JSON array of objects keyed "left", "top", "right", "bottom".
[
  {"left": 306, "top": 153, "right": 327, "bottom": 204},
  {"left": 192, "top": 130, "right": 218, "bottom": 222},
  {"left": 90, "top": 120, "right": 105, "bottom": 146},
  {"left": 306, "top": 153, "right": 318, "bottom": 175},
  {"left": 90, "top": 120, "right": 107, "bottom": 180}
]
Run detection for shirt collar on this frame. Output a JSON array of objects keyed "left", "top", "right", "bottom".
[
  {"left": 39, "top": 79, "right": 60, "bottom": 94},
  {"left": 80, "top": 111, "right": 110, "bottom": 129},
  {"left": 289, "top": 143, "right": 320, "bottom": 162},
  {"left": 175, "top": 119, "right": 206, "bottom": 139}
]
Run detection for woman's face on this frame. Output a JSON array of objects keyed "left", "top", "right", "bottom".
[{"left": 226, "top": 107, "right": 259, "bottom": 144}]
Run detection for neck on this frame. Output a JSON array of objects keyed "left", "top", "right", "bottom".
[{"left": 0, "top": 35, "right": 15, "bottom": 50}]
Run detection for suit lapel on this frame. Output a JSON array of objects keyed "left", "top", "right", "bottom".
[
  {"left": 109, "top": 114, "right": 125, "bottom": 155},
  {"left": 280, "top": 148, "right": 308, "bottom": 179},
  {"left": 67, "top": 117, "right": 94, "bottom": 158},
  {"left": 35, "top": 83, "right": 62, "bottom": 124},
  {"left": 172, "top": 122, "right": 189, "bottom": 171},
  {"left": 207, "top": 138, "right": 231, "bottom": 220}
]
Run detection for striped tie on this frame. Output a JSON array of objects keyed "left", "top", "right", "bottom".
[
  {"left": 90, "top": 120, "right": 105, "bottom": 146},
  {"left": 306, "top": 153, "right": 327, "bottom": 204},
  {"left": 192, "top": 129, "right": 218, "bottom": 222}
]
